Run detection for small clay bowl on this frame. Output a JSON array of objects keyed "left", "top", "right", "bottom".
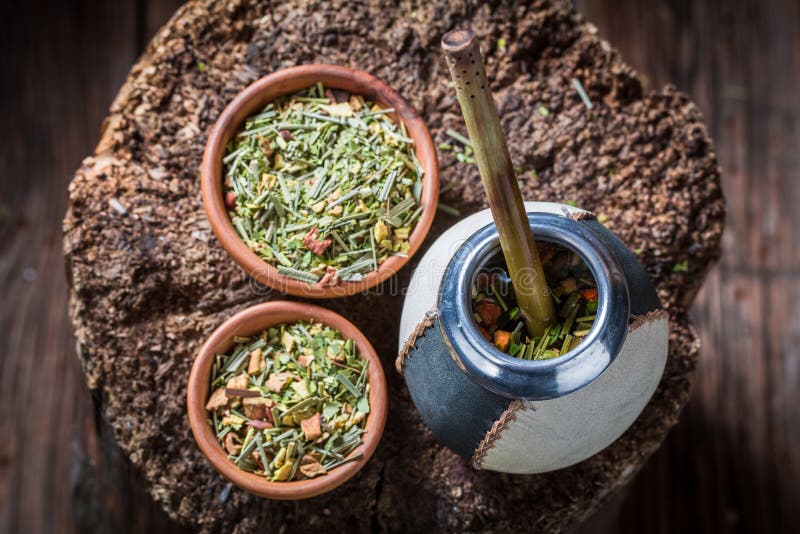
[
  {"left": 201, "top": 64, "right": 439, "bottom": 298},
  {"left": 187, "top": 301, "right": 388, "bottom": 499}
]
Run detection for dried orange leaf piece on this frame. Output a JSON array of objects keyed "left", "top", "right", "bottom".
[
  {"left": 247, "top": 347, "right": 265, "bottom": 375},
  {"left": 303, "top": 227, "right": 333, "bottom": 255},
  {"left": 300, "top": 413, "right": 322, "bottom": 441},
  {"left": 243, "top": 396, "right": 275, "bottom": 420},
  {"left": 226, "top": 373, "right": 249, "bottom": 390},
  {"left": 475, "top": 300, "right": 502, "bottom": 326},
  {"left": 298, "top": 454, "right": 327, "bottom": 478},
  {"left": 223, "top": 433, "right": 241, "bottom": 455},
  {"left": 493, "top": 330, "right": 512, "bottom": 352},
  {"left": 581, "top": 288, "right": 599, "bottom": 301},
  {"left": 205, "top": 388, "right": 229, "bottom": 411},
  {"left": 314, "top": 266, "right": 339, "bottom": 287},
  {"left": 265, "top": 371, "right": 293, "bottom": 393}
]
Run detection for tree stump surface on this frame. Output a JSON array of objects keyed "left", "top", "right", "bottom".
[{"left": 62, "top": 0, "right": 724, "bottom": 532}]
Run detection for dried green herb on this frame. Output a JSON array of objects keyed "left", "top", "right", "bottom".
[
  {"left": 571, "top": 78, "right": 594, "bottom": 110},
  {"left": 205, "top": 321, "right": 369, "bottom": 481},
  {"left": 471, "top": 242, "right": 598, "bottom": 360},
  {"left": 443, "top": 128, "right": 476, "bottom": 165},
  {"left": 672, "top": 260, "right": 689, "bottom": 272},
  {"left": 223, "top": 84, "right": 424, "bottom": 286},
  {"left": 437, "top": 203, "right": 461, "bottom": 217}
]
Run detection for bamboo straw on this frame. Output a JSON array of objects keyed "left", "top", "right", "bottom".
[{"left": 441, "top": 29, "right": 555, "bottom": 336}]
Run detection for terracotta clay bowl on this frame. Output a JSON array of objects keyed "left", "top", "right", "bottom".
[
  {"left": 187, "top": 301, "right": 388, "bottom": 499},
  {"left": 201, "top": 64, "right": 439, "bottom": 298}
]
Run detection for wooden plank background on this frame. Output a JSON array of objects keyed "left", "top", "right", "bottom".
[{"left": 0, "top": 0, "right": 797, "bottom": 532}]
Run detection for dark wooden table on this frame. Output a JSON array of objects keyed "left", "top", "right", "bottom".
[{"left": 1, "top": 0, "right": 797, "bottom": 532}]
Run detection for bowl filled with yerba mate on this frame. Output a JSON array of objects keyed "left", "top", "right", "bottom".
[
  {"left": 201, "top": 65, "right": 439, "bottom": 298},
  {"left": 187, "top": 301, "right": 387, "bottom": 499}
]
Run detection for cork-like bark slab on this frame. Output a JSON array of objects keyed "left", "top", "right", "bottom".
[{"left": 62, "top": 0, "right": 724, "bottom": 532}]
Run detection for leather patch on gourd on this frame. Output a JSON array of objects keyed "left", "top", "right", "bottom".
[{"left": 471, "top": 310, "right": 669, "bottom": 469}]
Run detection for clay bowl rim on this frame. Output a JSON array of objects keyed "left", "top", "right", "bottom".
[
  {"left": 201, "top": 64, "right": 440, "bottom": 299},
  {"left": 187, "top": 300, "right": 388, "bottom": 500}
]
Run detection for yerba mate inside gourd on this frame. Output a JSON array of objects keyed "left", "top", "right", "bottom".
[
  {"left": 471, "top": 242, "right": 598, "bottom": 359},
  {"left": 205, "top": 321, "right": 370, "bottom": 482},
  {"left": 223, "top": 83, "right": 424, "bottom": 287}
]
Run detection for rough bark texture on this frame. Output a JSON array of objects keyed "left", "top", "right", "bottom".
[{"left": 62, "top": 0, "right": 724, "bottom": 532}]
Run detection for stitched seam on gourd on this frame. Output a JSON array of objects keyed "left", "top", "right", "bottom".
[
  {"left": 471, "top": 400, "right": 526, "bottom": 469},
  {"left": 438, "top": 321, "right": 469, "bottom": 373},
  {"left": 628, "top": 309, "right": 669, "bottom": 331},
  {"left": 395, "top": 310, "right": 438, "bottom": 375},
  {"left": 565, "top": 207, "right": 596, "bottom": 220}
]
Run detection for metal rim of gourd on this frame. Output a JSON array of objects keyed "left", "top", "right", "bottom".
[{"left": 437, "top": 212, "right": 631, "bottom": 400}]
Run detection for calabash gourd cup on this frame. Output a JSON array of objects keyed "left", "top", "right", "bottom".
[
  {"left": 188, "top": 301, "right": 388, "bottom": 499},
  {"left": 397, "top": 202, "right": 669, "bottom": 474},
  {"left": 201, "top": 65, "right": 439, "bottom": 299}
]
